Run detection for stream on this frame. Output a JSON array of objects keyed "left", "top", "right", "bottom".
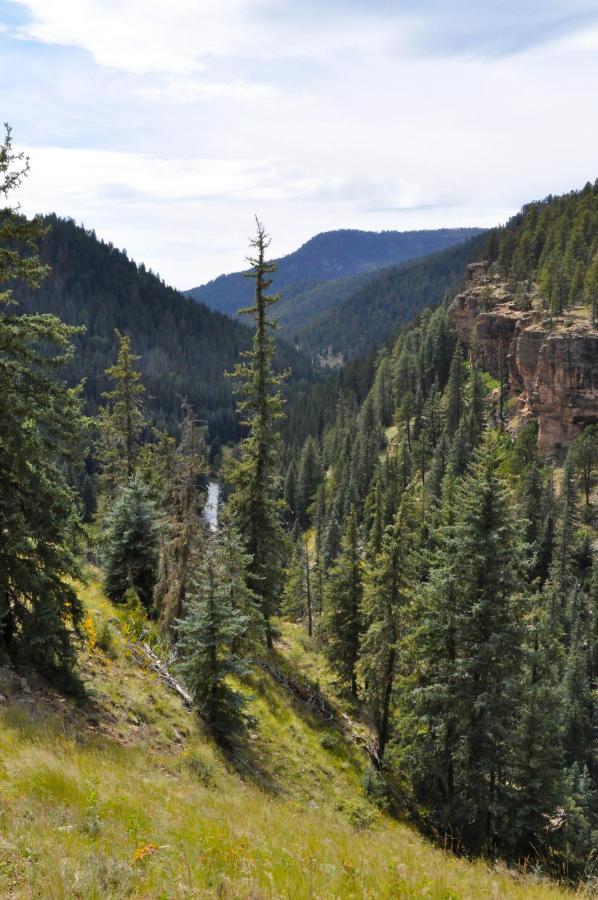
[{"left": 203, "top": 481, "right": 220, "bottom": 531}]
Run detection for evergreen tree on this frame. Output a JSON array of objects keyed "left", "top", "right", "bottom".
[
  {"left": 571, "top": 424, "right": 598, "bottom": 511},
  {"left": 510, "top": 588, "right": 565, "bottom": 859},
  {"left": 296, "top": 437, "right": 322, "bottom": 528},
  {"left": 312, "top": 483, "right": 326, "bottom": 614},
  {"left": 319, "top": 508, "right": 363, "bottom": 695},
  {"left": 400, "top": 445, "right": 525, "bottom": 854},
  {"left": 283, "top": 457, "right": 298, "bottom": 523},
  {"left": 102, "top": 476, "right": 159, "bottom": 610},
  {"left": 551, "top": 451, "right": 578, "bottom": 593},
  {"left": 322, "top": 498, "right": 342, "bottom": 571},
  {"left": 227, "top": 220, "right": 287, "bottom": 648},
  {"left": 445, "top": 344, "right": 464, "bottom": 437},
  {"left": 282, "top": 534, "right": 313, "bottom": 635},
  {"left": 97, "top": 331, "right": 145, "bottom": 504},
  {"left": 176, "top": 530, "right": 251, "bottom": 739},
  {"left": 363, "top": 468, "right": 385, "bottom": 558},
  {"left": 359, "top": 490, "right": 418, "bottom": 760},
  {"left": 154, "top": 402, "right": 207, "bottom": 638},
  {"left": 0, "top": 125, "right": 85, "bottom": 682}
]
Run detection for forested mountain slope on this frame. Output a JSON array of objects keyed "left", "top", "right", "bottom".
[
  {"left": 294, "top": 232, "right": 487, "bottom": 359},
  {"left": 279, "top": 183, "right": 598, "bottom": 876},
  {"left": 13, "top": 215, "right": 312, "bottom": 444},
  {"left": 187, "top": 227, "right": 483, "bottom": 335}
]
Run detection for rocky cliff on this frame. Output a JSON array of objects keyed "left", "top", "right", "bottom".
[{"left": 449, "top": 264, "right": 598, "bottom": 455}]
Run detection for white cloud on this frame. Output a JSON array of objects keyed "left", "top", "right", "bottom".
[
  {"left": 9, "top": 0, "right": 270, "bottom": 74},
  {"left": 138, "top": 77, "right": 279, "bottom": 104},
  {"left": 4, "top": 0, "right": 598, "bottom": 289}
]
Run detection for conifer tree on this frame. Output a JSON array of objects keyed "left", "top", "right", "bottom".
[
  {"left": 102, "top": 476, "right": 159, "bottom": 610},
  {"left": 363, "top": 469, "right": 385, "bottom": 558},
  {"left": 571, "top": 424, "right": 598, "bottom": 511},
  {"left": 176, "top": 529, "right": 252, "bottom": 738},
  {"left": 296, "top": 437, "right": 322, "bottom": 528},
  {"left": 312, "top": 483, "right": 326, "bottom": 613},
  {"left": 551, "top": 451, "right": 578, "bottom": 593},
  {"left": 282, "top": 534, "right": 313, "bottom": 635},
  {"left": 323, "top": 499, "right": 342, "bottom": 572},
  {"left": 283, "top": 458, "right": 298, "bottom": 523},
  {"left": 319, "top": 507, "right": 363, "bottom": 695},
  {"left": 400, "top": 445, "right": 525, "bottom": 853},
  {"left": 97, "top": 331, "right": 145, "bottom": 504},
  {"left": 445, "top": 344, "right": 464, "bottom": 437},
  {"left": 227, "top": 220, "right": 286, "bottom": 648},
  {"left": 154, "top": 401, "right": 207, "bottom": 637},
  {"left": 217, "top": 517, "right": 264, "bottom": 651},
  {"left": 510, "top": 588, "right": 565, "bottom": 858},
  {"left": 359, "top": 489, "right": 418, "bottom": 759},
  {"left": 0, "top": 125, "right": 85, "bottom": 682}
]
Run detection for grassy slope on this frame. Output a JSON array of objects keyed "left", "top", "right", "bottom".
[{"left": 0, "top": 575, "right": 579, "bottom": 899}]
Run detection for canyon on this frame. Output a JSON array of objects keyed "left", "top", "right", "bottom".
[{"left": 449, "top": 263, "right": 598, "bottom": 454}]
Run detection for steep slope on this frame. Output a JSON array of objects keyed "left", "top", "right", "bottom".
[
  {"left": 449, "top": 182, "right": 598, "bottom": 454},
  {"left": 0, "top": 573, "right": 571, "bottom": 899},
  {"left": 14, "top": 216, "right": 312, "bottom": 444},
  {"left": 187, "top": 227, "right": 483, "bottom": 321}
]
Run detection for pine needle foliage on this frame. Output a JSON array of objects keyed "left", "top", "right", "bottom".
[
  {"left": 227, "top": 219, "right": 287, "bottom": 648},
  {"left": 0, "top": 124, "right": 86, "bottom": 683}
]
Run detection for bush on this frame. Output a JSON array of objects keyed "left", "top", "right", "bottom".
[
  {"left": 180, "top": 748, "right": 215, "bottom": 786},
  {"left": 319, "top": 733, "right": 339, "bottom": 753},
  {"left": 95, "top": 618, "right": 119, "bottom": 659},
  {"left": 362, "top": 765, "right": 391, "bottom": 812},
  {"left": 342, "top": 799, "right": 377, "bottom": 831}
]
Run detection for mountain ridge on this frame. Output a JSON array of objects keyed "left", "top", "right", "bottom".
[{"left": 187, "top": 226, "right": 484, "bottom": 317}]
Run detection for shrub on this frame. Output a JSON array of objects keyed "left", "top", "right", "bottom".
[{"left": 180, "top": 747, "right": 215, "bottom": 786}]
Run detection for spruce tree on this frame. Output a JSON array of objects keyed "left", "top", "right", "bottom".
[
  {"left": 102, "top": 476, "right": 159, "bottom": 610},
  {"left": 445, "top": 344, "right": 464, "bottom": 437},
  {"left": 359, "top": 489, "right": 418, "bottom": 760},
  {"left": 0, "top": 125, "right": 85, "bottom": 682},
  {"left": 296, "top": 437, "right": 322, "bottom": 528},
  {"left": 571, "top": 424, "right": 598, "bottom": 511},
  {"left": 319, "top": 507, "right": 363, "bottom": 695},
  {"left": 312, "top": 483, "right": 326, "bottom": 614},
  {"left": 154, "top": 401, "right": 207, "bottom": 637},
  {"left": 227, "top": 220, "right": 286, "bottom": 648},
  {"left": 282, "top": 534, "right": 313, "bottom": 635},
  {"left": 97, "top": 331, "right": 145, "bottom": 504},
  {"left": 176, "top": 529, "right": 252, "bottom": 738},
  {"left": 400, "top": 445, "right": 525, "bottom": 854},
  {"left": 509, "top": 588, "right": 565, "bottom": 859}
]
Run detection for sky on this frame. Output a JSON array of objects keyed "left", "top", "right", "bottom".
[{"left": 1, "top": 0, "right": 598, "bottom": 289}]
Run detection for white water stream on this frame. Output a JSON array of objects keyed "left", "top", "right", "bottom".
[{"left": 203, "top": 481, "right": 220, "bottom": 531}]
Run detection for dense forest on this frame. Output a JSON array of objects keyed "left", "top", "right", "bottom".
[
  {"left": 492, "top": 181, "right": 598, "bottom": 321},
  {"left": 2, "top": 116, "right": 598, "bottom": 893},
  {"left": 13, "top": 215, "right": 312, "bottom": 445},
  {"left": 293, "top": 233, "right": 486, "bottom": 358}
]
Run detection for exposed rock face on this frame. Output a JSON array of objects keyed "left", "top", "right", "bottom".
[{"left": 449, "top": 272, "right": 598, "bottom": 455}]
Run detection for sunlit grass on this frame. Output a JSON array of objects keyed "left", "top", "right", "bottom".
[{"left": 0, "top": 578, "right": 583, "bottom": 898}]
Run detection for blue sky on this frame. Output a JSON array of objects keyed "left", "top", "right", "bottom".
[{"left": 1, "top": 0, "right": 597, "bottom": 288}]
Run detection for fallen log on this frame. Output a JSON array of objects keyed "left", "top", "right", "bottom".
[{"left": 128, "top": 641, "right": 193, "bottom": 708}]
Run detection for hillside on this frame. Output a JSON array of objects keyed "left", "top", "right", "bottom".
[
  {"left": 295, "top": 233, "right": 487, "bottom": 359},
  {"left": 13, "top": 216, "right": 312, "bottom": 444},
  {"left": 0, "top": 572, "right": 574, "bottom": 899},
  {"left": 187, "top": 228, "right": 483, "bottom": 346}
]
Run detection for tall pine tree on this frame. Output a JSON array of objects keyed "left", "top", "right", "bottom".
[
  {"left": 0, "top": 125, "right": 85, "bottom": 683},
  {"left": 227, "top": 220, "right": 286, "bottom": 648}
]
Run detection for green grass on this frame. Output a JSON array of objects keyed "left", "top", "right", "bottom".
[{"left": 0, "top": 576, "right": 584, "bottom": 898}]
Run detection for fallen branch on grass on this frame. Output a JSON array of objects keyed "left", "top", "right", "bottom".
[{"left": 128, "top": 641, "right": 192, "bottom": 708}]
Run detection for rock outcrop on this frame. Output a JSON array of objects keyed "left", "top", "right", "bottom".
[{"left": 449, "top": 269, "right": 598, "bottom": 455}]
